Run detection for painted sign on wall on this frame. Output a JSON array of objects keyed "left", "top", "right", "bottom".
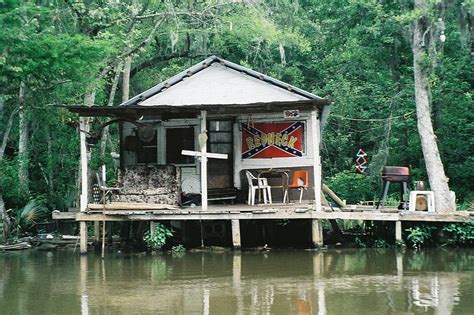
[{"left": 241, "top": 121, "right": 304, "bottom": 159}]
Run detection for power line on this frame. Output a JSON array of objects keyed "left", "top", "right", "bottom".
[{"left": 330, "top": 111, "right": 414, "bottom": 122}]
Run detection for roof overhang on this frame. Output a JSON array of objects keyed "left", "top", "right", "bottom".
[{"left": 64, "top": 99, "right": 331, "bottom": 119}]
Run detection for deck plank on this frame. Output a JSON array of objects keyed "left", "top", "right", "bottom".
[{"left": 51, "top": 203, "right": 473, "bottom": 223}]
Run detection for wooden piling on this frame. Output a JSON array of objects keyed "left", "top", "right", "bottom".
[
  {"left": 94, "top": 222, "right": 100, "bottom": 242},
  {"left": 200, "top": 110, "right": 208, "bottom": 211},
  {"left": 79, "top": 118, "right": 89, "bottom": 254},
  {"left": 231, "top": 219, "right": 241, "bottom": 249},
  {"left": 80, "top": 221, "right": 88, "bottom": 254},
  {"left": 101, "top": 220, "right": 106, "bottom": 258},
  {"left": 311, "top": 219, "right": 323, "bottom": 248},
  {"left": 395, "top": 221, "right": 402, "bottom": 243},
  {"left": 150, "top": 221, "right": 155, "bottom": 235}
]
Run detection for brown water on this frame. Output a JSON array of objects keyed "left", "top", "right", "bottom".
[{"left": 0, "top": 249, "right": 473, "bottom": 314}]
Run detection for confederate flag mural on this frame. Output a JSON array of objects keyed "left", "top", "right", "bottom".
[{"left": 241, "top": 121, "right": 305, "bottom": 159}]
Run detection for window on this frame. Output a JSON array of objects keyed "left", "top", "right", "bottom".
[
  {"left": 136, "top": 131, "right": 157, "bottom": 164},
  {"left": 166, "top": 127, "right": 195, "bottom": 164},
  {"left": 208, "top": 120, "right": 232, "bottom": 154}
]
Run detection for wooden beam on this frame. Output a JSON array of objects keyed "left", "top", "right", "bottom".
[
  {"left": 64, "top": 100, "right": 329, "bottom": 118},
  {"left": 311, "top": 110, "right": 322, "bottom": 212},
  {"left": 231, "top": 219, "right": 241, "bottom": 249},
  {"left": 200, "top": 110, "right": 208, "bottom": 211},
  {"left": 311, "top": 219, "right": 323, "bottom": 247},
  {"left": 322, "top": 184, "right": 346, "bottom": 208},
  {"left": 88, "top": 202, "right": 178, "bottom": 210},
  {"left": 53, "top": 206, "right": 473, "bottom": 223},
  {"left": 79, "top": 118, "right": 89, "bottom": 254},
  {"left": 182, "top": 150, "right": 227, "bottom": 160}
]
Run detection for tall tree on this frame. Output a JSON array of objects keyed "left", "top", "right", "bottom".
[
  {"left": 17, "top": 81, "right": 28, "bottom": 193},
  {"left": 412, "top": 0, "right": 455, "bottom": 211}
]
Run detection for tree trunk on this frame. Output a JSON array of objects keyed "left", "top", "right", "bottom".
[
  {"left": 0, "top": 194, "right": 5, "bottom": 241},
  {"left": 101, "top": 62, "right": 123, "bottom": 156},
  {"left": 0, "top": 97, "right": 17, "bottom": 161},
  {"left": 412, "top": 0, "right": 454, "bottom": 212},
  {"left": 18, "top": 81, "right": 29, "bottom": 193},
  {"left": 0, "top": 96, "right": 5, "bottom": 234},
  {"left": 46, "top": 126, "right": 54, "bottom": 193},
  {"left": 122, "top": 56, "right": 132, "bottom": 103}
]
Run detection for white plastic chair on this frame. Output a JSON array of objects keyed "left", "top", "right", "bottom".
[{"left": 245, "top": 171, "right": 272, "bottom": 205}]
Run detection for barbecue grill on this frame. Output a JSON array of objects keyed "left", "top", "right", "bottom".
[{"left": 377, "top": 166, "right": 410, "bottom": 210}]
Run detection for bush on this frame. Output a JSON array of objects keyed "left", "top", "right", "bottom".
[
  {"left": 406, "top": 225, "right": 436, "bottom": 250},
  {"left": 143, "top": 223, "right": 173, "bottom": 251},
  {"left": 15, "top": 198, "right": 49, "bottom": 235},
  {"left": 325, "top": 170, "right": 377, "bottom": 204},
  {"left": 441, "top": 222, "right": 474, "bottom": 246}
]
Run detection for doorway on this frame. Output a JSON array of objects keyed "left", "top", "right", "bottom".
[{"left": 207, "top": 120, "right": 233, "bottom": 189}]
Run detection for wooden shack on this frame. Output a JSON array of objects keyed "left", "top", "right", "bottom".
[
  {"left": 65, "top": 56, "right": 330, "bottom": 252},
  {"left": 59, "top": 56, "right": 471, "bottom": 253}
]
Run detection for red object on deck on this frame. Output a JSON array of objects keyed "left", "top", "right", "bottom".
[
  {"left": 378, "top": 166, "right": 410, "bottom": 210},
  {"left": 382, "top": 166, "right": 410, "bottom": 182}
]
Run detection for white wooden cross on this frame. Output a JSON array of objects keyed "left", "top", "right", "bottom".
[
  {"left": 181, "top": 150, "right": 228, "bottom": 161},
  {"left": 181, "top": 149, "right": 227, "bottom": 211}
]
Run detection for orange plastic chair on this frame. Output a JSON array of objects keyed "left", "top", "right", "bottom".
[{"left": 283, "top": 170, "right": 309, "bottom": 204}]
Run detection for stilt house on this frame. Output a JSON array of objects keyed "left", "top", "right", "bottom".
[{"left": 65, "top": 56, "right": 332, "bottom": 252}]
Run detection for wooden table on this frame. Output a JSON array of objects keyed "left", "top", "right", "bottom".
[{"left": 257, "top": 168, "right": 290, "bottom": 203}]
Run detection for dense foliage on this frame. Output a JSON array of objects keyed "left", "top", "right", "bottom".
[
  {"left": 143, "top": 223, "right": 173, "bottom": 251},
  {"left": 0, "top": 1, "right": 472, "bottom": 237}
]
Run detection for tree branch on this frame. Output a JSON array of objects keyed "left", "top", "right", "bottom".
[
  {"left": 130, "top": 51, "right": 202, "bottom": 79},
  {"left": 0, "top": 106, "right": 19, "bottom": 161}
]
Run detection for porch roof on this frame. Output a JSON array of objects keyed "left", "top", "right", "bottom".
[{"left": 66, "top": 99, "right": 328, "bottom": 118}]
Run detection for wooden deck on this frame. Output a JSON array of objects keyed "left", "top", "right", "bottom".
[{"left": 52, "top": 202, "right": 474, "bottom": 223}]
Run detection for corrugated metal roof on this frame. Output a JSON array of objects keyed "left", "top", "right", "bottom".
[{"left": 121, "top": 55, "right": 326, "bottom": 107}]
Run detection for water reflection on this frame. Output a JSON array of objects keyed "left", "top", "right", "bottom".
[
  {"left": 80, "top": 256, "right": 88, "bottom": 315},
  {"left": 0, "top": 249, "right": 473, "bottom": 314}
]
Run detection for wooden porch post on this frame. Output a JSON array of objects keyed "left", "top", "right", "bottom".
[
  {"left": 311, "top": 110, "right": 322, "bottom": 212},
  {"left": 79, "top": 117, "right": 89, "bottom": 254},
  {"left": 200, "top": 110, "right": 208, "bottom": 211}
]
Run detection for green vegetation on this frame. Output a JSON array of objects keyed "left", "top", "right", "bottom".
[
  {"left": 441, "top": 222, "right": 474, "bottom": 245},
  {"left": 325, "top": 171, "right": 377, "bottom": 204},
  {"left": 143, "top": 223, "right": 173, "bottom": 251},
  {"left": 171, "top": 244, "right": 186, "bottom": 257},
  {"left": 406, "top": 226, "right": 436, "bottom": 250},
  {"left": 0, "top": 1, "right": 472, "bottom": 246}
]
